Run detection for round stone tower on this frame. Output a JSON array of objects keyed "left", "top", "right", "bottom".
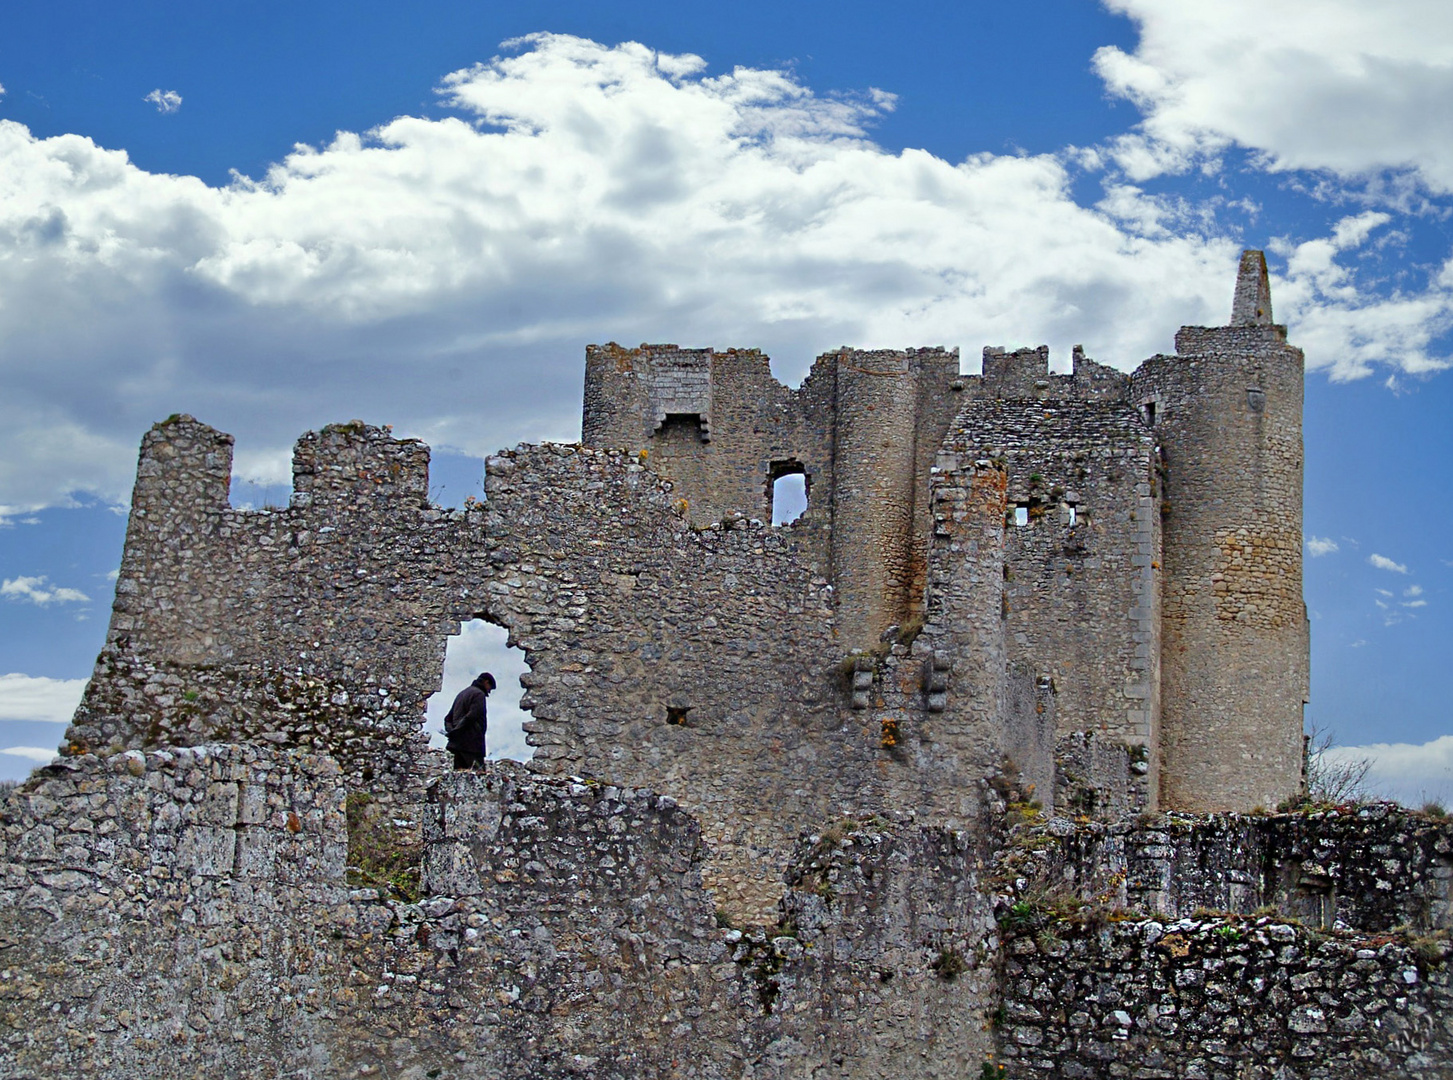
[{"left": 1131, "top": 251, "right": 1309, "bottom": 812}]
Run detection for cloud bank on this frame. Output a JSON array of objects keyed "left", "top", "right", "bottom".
[
  {"left": 1327, "top": 735, "right": 1453, "bottom": 806},
  {"left": 0, "top": 31, "right": 1450, "bottom": 515},
  {"left": 1096, "top": 0, "right": 1453, "bottom": 191},
  {"left": 0, "top": 673, "right": 88, "bottom": 723}
]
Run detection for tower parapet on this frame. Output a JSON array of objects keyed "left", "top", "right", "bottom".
[{"left": 1131, "top": 251, "right": 1307, "bottom": 812}]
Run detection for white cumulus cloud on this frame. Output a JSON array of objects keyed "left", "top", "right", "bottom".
[
  {"left": 1368, "top": 553, "right": 1409, "bottom": 574},
  {"left": 0, "top": 746, "right": 58, "bottom": 764},
  {"left": 1096, "top": 0, "right": 1453, "bottom": 191},
  {"left": 1, "top": 576, "right": 90, "bottom": 606},
  {"left": 1305, "top": 536, "right": 1339, "bottom": 557},
  {"left": 1326, "top": 734, "right": 1453, "bottom": 805},
  {"left": 144, "top": 89, "right": 182, "bottom": 114},
  {"left": 0, "top": 673, "right": 88, "bottom": 723},
  {"left": 0, "top": 34, "right": 1448, "bottom": 512}
]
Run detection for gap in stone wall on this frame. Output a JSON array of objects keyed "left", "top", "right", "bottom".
[
  {"left": 424, "top": 619, "right": 533, "bottom": 761},
  {"left": 227, "top": 475, "right": 292, "bottom": 510},
  {"left": 771, "top": 472, "right": 807, "bottom": 525}
]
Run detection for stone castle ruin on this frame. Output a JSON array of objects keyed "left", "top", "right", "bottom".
[{"left": 1, "top": 252, "right": 1449, "bottom": 1078}]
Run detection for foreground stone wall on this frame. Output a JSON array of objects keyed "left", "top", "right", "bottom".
[
  {"left": 0, "top": 745, "right": 350, "bottom": 1077},
  {"left": 3, "top": 747, "right": 1448, "bottom": 1079},
  {"left": 0, "top": 749, "right": 999, "bottom": 1080},
  {"left": 998, "top": 917, "right": 1453, "bottom": 1079},
  {"left": 991, "top": 807, "right": 1453, "bottom": 1078},
  {"left": 1006, "top": 807, "right": 1453, "bottom": 934}
]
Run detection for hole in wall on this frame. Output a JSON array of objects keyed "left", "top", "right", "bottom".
[
  {"left": 657, "top": 413, "right": 707, "bottom": 443},
  {"left": 770, "top": 471, "right": 808, "bottom": 525},
  {"left": 425, "top": 619, "right": 533, "bottom": 761},
  {"left": 666, "top": 705, "right": 692, "bottom": 725},
  {"left": 426, "top": 450, "right": 488, "bottom": 508},
  {"left": 1014, "top": 506, "right": 1030, "bottom": 528}
]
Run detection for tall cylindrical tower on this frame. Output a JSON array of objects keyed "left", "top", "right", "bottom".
[{"left": 1131, "top": 252, "right": 1309, "bottom": 812}]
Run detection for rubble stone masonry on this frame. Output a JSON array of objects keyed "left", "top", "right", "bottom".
[{"left": 0, "top": 252, "right": 1413, "bottom": 1078}]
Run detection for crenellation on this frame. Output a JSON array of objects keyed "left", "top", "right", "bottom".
[{"left": 0, "top": 250, "right": 1383, "bottom": 1079}]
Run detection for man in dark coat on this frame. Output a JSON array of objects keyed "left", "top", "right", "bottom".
[{"left": 445, "top": 672, "right": 494, "bottom": 769}]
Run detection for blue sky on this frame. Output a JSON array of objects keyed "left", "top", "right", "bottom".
[{"left": 1, "top": 0, "right": 1450, "bottom": 801}]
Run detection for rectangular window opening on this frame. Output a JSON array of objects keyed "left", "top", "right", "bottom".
[
  {"left": 769, "top": 462, "right": 809, "bottom": 525},
  {"left": 1014, "top": 505, "right": 1030, "bottom": 527}
]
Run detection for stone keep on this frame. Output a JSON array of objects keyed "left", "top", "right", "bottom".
[
  {"left": 6, "top": 252, "right": 1451, "bottom": 1080},
  {"left": 58, "top": 251, "right": 1306, "bottom": 914},
  {"left": 582, "top": 250, "right": 1308, "bottom": 815}
]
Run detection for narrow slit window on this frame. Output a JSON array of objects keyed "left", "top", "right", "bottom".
[{"left": 1066, "top": 504, "right": 1077, "bottom": 526}]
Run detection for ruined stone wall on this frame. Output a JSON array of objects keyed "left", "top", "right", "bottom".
[
  {"left": 0, "top": 745, "right": 351, "bottom": 1077},
  {"left": 1132, "top": 319, "right": 1307, "bottom": 813},
  {"left": 998, "top": 917, "right": 1452, "bottom": 1079},
  {"left": 0, "top": 751, "right": 1000, "bottom": 1080},
  {"left": 582, "top": 344, "right": 963, "bottom": 650},
  {"left": 484, "top": 443, "right": 1005, "bottom": 916},
  {"left": 970, "top": 345, "right": 1131, "bottom": 403},
  {"left": 948, "top": 398, "right": 1161, "bottom": 809},
  {"left": 1007, "top": 807, "right": 1453, "bottom": 934},
  {"left": 850, "top": 459, "right": 1012, "bottom": 823},
  {"left": 67, "top": 417, "right": 481, "bottom": 797},
  {"left": 63, "top": 412, "right": 1015, "bottom": 922},
  {"left": 582, "top": 344, "right": 826, "bottom": 535},
  {"left": 992, "top": 807, "right": 1453, "bottom": 1077}
]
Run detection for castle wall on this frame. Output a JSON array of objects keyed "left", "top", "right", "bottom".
[
  {"left": 582, "top": 343, "right": 963, "bottom": 650},
  {"left": 65, "top": 412, "right": 1014, "bottom": 922},
  {"left": 999, "top": 918, "right": 1452, "bottom": 1079},
  {"left": 67, "top": 416, "right": 483, "bottom": 797},
  {"left": 0, "top": 752, "right": 999, "bottom": 1080},
  {"left": 1132, "top": 314, "right": 1307, "bottom": 813},
  {"left": 582, "top": 344, "right": 823, "bottom": 532},
  {"left": 946, "top": 398, "right": 1161, "bottom": 809},
  {"left": 969, "top": 345, "right": 1131, "bottom": 403},
  {"left": 483, "top": 443, "right": 1004, "bottom": 916}
]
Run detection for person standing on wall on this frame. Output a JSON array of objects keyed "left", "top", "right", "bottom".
[{"left": 445, "top": 672, "right": 494, "bottom": 769}]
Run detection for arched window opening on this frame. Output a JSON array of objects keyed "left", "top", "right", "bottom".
[
  {"left": 769, "top": 462, "right": 808, "bottom": 526},
  {"left": 425, "top": 619, "right": 532, "bottom": 761}
]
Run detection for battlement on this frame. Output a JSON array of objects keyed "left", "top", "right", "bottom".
[
  {"left": 69, "top": 250, "right": 1308, "bottom": 920},
  {"left": 133, "top": 414, "right": 235, "bottom": 514},
  {"left": 291, "top": 421, "right": 431, "bottom": 510}
]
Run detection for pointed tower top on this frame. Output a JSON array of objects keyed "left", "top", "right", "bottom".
[{"left": 1230, "top": 249, "right": 1273, "bottom": 326}]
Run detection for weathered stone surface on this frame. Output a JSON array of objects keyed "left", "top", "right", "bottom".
[{"left": 0, "top": 252, "right": 1398, "bottom": 1077}]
